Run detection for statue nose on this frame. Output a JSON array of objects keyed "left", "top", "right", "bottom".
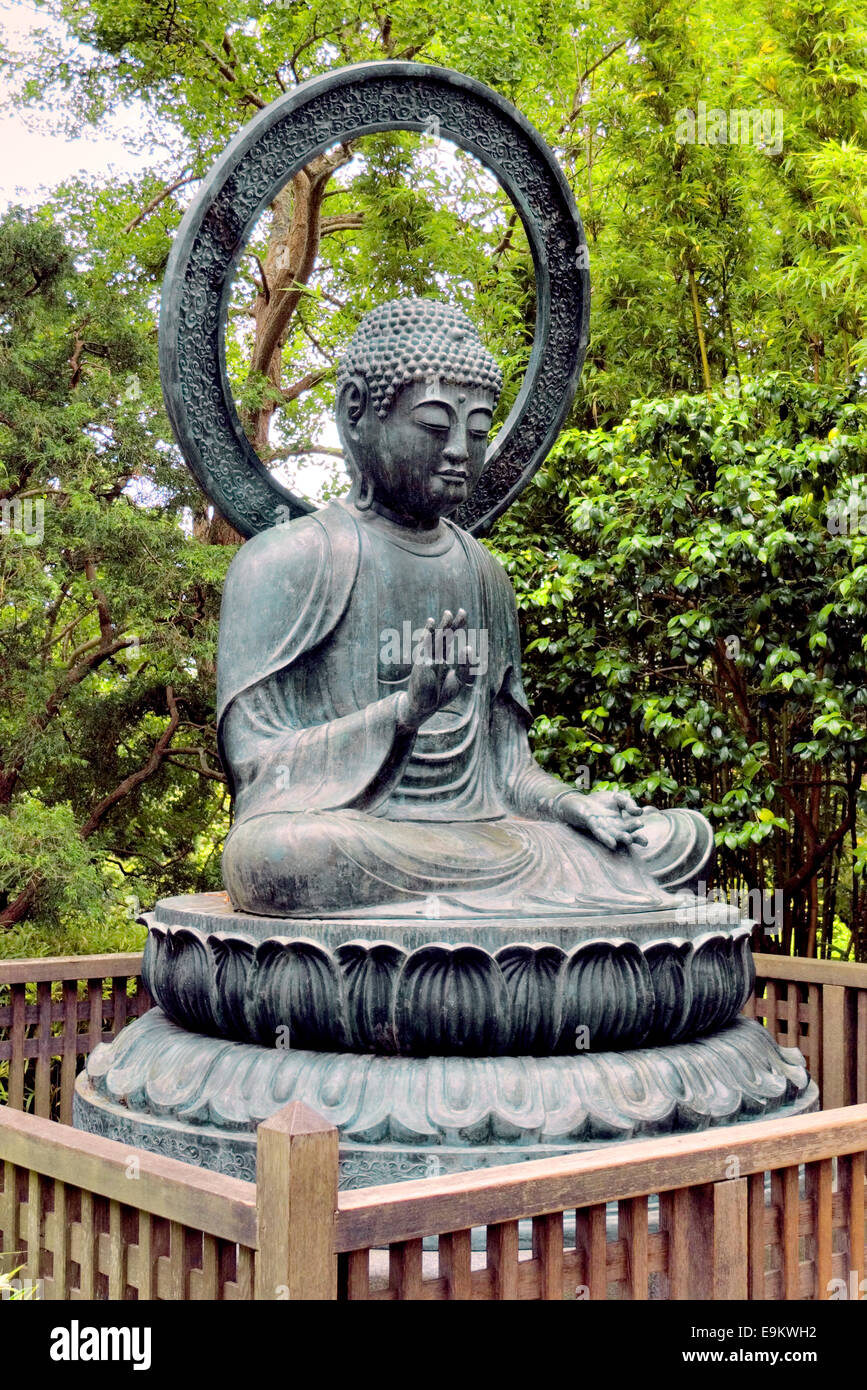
[{"left": 443, "top": 434, "right": 469, "bottom": 463}]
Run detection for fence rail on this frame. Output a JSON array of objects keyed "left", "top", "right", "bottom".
[
  {"left": 333, "top": 1107, "right": 867, "bottom": 1301},
  {"left": 0, "top": 1106, "right": 257, "bottom": 1300},
  {"left": 4, "top": 949, "right": 865, "bottom": 1125},
  {"left": 748, "top": 954, "right": 867, "bottom": 1110},
  {"left": 0, "top": 954, "right": 150, "bottom": 1124}
]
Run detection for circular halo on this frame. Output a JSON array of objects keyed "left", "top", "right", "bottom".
[{"left": 159, "top": 61, "right": 590, "bottom": 537}]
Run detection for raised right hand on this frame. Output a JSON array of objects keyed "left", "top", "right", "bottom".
[{"left": 398, "top": 608, "right": 477, "bottom": 730}]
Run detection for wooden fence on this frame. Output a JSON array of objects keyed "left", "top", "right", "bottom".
[
  {"left": 0, "top": 1105, "right": 257, "bottom": 1299},
  {"left": 1, "top": 948, "right": 866, "bottom": 1300},
  {"left": 0, "top": 954, "right": 150, "bottom": 1125},
  {"left": 748, "top": 954, "right": 867, "bottom": 1111},
  {"left": 334, "top": 1106, "right": 867, "bottom": 1301},
  {"left": 1, "top": 1098, "right": 865, "bottom": 1300}
]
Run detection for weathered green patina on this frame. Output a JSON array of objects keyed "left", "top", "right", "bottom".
[{"left": 217, "top": 296, "right": 710, "bottom": 919}]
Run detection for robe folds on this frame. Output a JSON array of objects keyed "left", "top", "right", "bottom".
[{"left": 216, "top": 499, "right": 686, "bottom": 918}]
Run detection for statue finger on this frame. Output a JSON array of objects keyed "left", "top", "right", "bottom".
[
  {"left": 452, "top": 608, "right": 467, "bottom": 631},
  {"left": 416, "top": 617, "right": 436, "bottom": 663},
  {"left": 440, "top": 670, "right": 461, "bottom": 704},
  {"left": 593, "top": 825, "right": 618, "bottom": 851},
  {"left": 630, "top": 832, "right": 649, "bottom": 847}
]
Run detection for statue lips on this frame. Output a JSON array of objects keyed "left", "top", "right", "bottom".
[
  {"left": 436, "top": 467, "right": 469, "bottom": 489},
  {"left": 435, "top": 471, "right": 469, "bottom": 511}
]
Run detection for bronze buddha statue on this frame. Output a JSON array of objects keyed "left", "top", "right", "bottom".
[{"left": 217, "top": 298, "right": 710, "bottom": 919}]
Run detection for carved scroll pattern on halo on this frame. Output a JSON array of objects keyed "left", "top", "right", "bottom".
[{"left": 161, "top": 66, "right": 588, "bottom": 538}]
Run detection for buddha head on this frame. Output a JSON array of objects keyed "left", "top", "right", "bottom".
[{"left": 336, "top": 298, "right": 503, "bottom": 524}]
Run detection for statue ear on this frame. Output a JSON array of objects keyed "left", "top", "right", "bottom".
[
  {"left": 336, "top": 375, "right": 374, "bottom": 508},
  {"left": 336, "top": 374, "right": 369, "bottom": 442}
]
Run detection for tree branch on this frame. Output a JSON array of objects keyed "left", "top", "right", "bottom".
[
  {"left": 247, "top": 251, "right": 270, "bottom": 303},
  {"left": 320, "top": 212, "right": 365, "bottom": 236},
  {"left": 163, "top": 747, "right": 227, "bottom": 783},
  {"left": 579, "top": 38, "right": 628, "bottom": 89},
  {"left": 710, "top": 636, "right": 818, "bottom": 842},
  {"left": 195, "top": 37, "right": 266, "bottom": 108},
  {"left": 249, "top": 146, "right": 354, "bottom": 383},
  {"left": 0, "top": 875, "right": 42, "bottom": 929},
  {"left": 84, "top": 558, "right": 113, "bottom": 646},
  {"left": 560, "top": 38, "right": 629, "bottom": 131},
  {"left": 279, "top": 367, "right": 332, "bottom": 404},
  {"left": 123, "top": 171, "right": 198, "bottom": 234},
  {"left": 492, "top": 209, "right": 518, "bottom": 261},
  {"left": 263, "top": 444, "right": 344, "bottom": 462},
  {"left": 43, "top": 607, "right": 91, "bottom": 654},
  {"left": 784, "top": 768, "right": 864, "bottom": 894},
  {"left": 79, "top": 687, "right": 181, "bottom": 838}
]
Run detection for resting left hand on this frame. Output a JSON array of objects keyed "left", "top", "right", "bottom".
[{"left": 557, "top": 790, "right": 648, "bottom": 852}]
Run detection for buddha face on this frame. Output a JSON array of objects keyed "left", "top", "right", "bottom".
[{"left": 338, "top": 375, "right": 495, "bottom": 524}]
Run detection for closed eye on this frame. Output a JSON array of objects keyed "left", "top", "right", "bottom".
[
  {"left": 412, "top": 403, "right": 452, "bottom": 430},
  {"left": 467, "top": 409, "right": 492, "bottom": 437}
]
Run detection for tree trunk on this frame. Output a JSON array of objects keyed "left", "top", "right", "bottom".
[
  {"left": 199, "top": 149, "right": 353, "bottom": 550},
  {"left": 245, "top": 148, "right": 352, "bottom": 456},
  {"left": 687, "top": 267, "right": 712, "bottom": 393}
]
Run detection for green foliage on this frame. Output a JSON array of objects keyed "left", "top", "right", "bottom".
[
  {"left": 0, "top": 206, "right": 230, "bottom": 939},
  {"left": 0, "top": 1264, "right": 39, "bottom": 1299},
  {"left": 0, "top": 0, "right": 865, "bottom": 955},
  {"left": 0, "top": 800, "right": 106, "bottom": 924},
  {"left": 6, "top": 0, "right": 865, "bottom": 443},
  {"left": 490, "top": 375, "right": 867, "bottom": 955}
]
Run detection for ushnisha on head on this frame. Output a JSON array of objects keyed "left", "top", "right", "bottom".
[{"left": 336, "top": 298, "right": 503, "bottom": 525}]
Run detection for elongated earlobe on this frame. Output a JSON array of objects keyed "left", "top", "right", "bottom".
[
  {"left": 355, "top": 474, "right": 374, "bottom": 511},
  {"left": 336, "top": 376, "right": 370, "bottom": 511}
]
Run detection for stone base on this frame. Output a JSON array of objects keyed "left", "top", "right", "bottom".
[{"left": 74, "top": 1009, "right": 818, "bottom": 1187}]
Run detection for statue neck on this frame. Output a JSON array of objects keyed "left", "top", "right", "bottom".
[
  {"left": 371, "top": 499, "right": 448, "bottom": 538},
  {"left": 356, "top": 500, "right": 455, "bottom": 556},
  {"left": 370, "top": 498, "right": 439, "bottom": 531}
]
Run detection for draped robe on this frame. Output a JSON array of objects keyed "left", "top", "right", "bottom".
[{"left": 217, "top": 499, "right": 684, "bottom": 919}]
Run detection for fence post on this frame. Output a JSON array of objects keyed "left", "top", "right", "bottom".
[
  {"left": 712, "top": 1178, "right": 749, "bottom": 1300},
  {"left": 255, "top": 1101, "right": 339, "bottom": 1300},
  {"left": 672, "top": 1180, "right": 749, "bottom": 1299},
  {"left": 822, "top": 984, "right": 846, "bottom": 1109}
]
